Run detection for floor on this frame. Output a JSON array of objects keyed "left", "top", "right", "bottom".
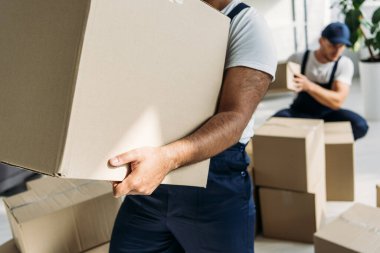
[{"left": 1, "top": 78, "right": 379, "bottom": 252}]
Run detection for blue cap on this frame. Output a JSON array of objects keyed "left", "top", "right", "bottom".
[{"left": 321, "top": 22, "right": 352, "bottom": 46}]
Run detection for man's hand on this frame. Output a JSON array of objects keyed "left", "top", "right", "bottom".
[
  {"left": 109, "top": 147, "right": 175, "bottom": 198},
  {"left": 293, "top": 73, "right": 314, "bottom": 92}
]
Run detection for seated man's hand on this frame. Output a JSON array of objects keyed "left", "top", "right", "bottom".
[
  {"left": 109, "top": 147, "right": 174, "bottom": 197},
  {"left": 293, "top": 73, "right": 313, "bottom": 92}
]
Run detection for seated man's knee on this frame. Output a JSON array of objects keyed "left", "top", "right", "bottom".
[
  {"left": 352, "top": 120, "right": 369, "bottom": 140},
  {"left": 273, "top": 109, "right": 292, "bottom": 118}
]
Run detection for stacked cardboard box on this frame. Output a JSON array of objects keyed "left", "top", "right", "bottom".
[
  {"left": 0, "top": 0, "right": 230, "bottom": 187},
  {"left": 324, "top": 122, "right": 355, "bottom": 201},
  {"left": 3, "top": 177, "right": 121, "bottom": 253},
  {"left": 253, "top": 117, "right": 326, "bottom": 243},
  {"left": 315, "top": 203, "right": 380, "bottom": 252},
  {"left": 0, "top": 240, "right": 109, "bottom": 253}
]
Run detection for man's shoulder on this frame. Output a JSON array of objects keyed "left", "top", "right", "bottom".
[
  {"left": 337, "top": 55, "right": 354, "bottom": 71},
  {"left": 339, "top": 55, "right": 354, "bottom": 65}
]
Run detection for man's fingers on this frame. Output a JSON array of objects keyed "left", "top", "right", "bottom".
[
  {"left": 112, "top": 180, "right": 132, "bottom": 198},
  {"left": 109, "top": 150, "right": 140, "bottom": 167}
]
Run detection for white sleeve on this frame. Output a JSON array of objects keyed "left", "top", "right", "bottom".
[
  {"left": 334, "top": 57, "right": 354, "bottom": 86},
  {"left": 225, "top": 8, "right": 277, "bottom": 79}
]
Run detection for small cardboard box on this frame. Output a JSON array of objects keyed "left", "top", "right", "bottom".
[
  {"left": 253, "top": 117, "right": 325, "bottom": 193},
  {"left": 3, "top": 179, "right": 121, "bottom": 253},
  {"left": 314, "top": 203, "right": 380, "bottom": 253},
  {"left": 0, "top": 240, "right": 19, "bottom": 253},
  {"left": 324, "top": 122, "right": 355, "bottom": 201},
  {"left": 0, "top": 0, "right": 230, "bottom": 187},
  {"left": 259, "top": 179, "right": 326, "bottom": 243},
  {"left": 85, "top": 243, "right": 109, "bottom": 253},
  {"left": 377, "top": 184, "right": 380, "bottom": 208},
  {"left": 269, "top": 61, "right": 300, "bottom": 92}
]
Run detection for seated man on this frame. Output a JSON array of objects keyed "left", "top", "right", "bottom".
[{"left": 274, "top": 22, "right": 368, "bottom": 140}]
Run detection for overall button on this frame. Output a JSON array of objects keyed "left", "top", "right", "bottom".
[{"left": 241, "top": 171, "right": 246, "bottom": 177}]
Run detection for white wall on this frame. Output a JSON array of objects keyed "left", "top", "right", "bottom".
[{"left": 243, "top": 0, "right": 331, "bottom": 61}]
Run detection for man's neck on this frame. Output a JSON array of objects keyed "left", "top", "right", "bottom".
[
  {"left": 314, "top": 49, "right": 329, "bottom": 64},
  {"left": 204, "top": 0, "right": 232, "bottom": 11}
]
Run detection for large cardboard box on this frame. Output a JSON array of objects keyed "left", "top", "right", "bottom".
[
  {"left": 314, "top": 203, "right": 380, "bottom": 253},
  {"left": 259, "top": 179, "right": 326, "bottom": 243},
  {"left": 253, "top": 117, "right": 325, "bottom": 193},
  {"left": 0, "top": 240, "right": 19, "bottom": 253},
  {"left": 324, "top": 122, "right": 355, "bottom": 201},
  {"left": 0, "top": 0, "right": 230, "bottom": 187},
  {"left": 3, "top": 179, "right": 121, "bottom": 253},
  {"left": 85, "top": 243, "right": 109, "bottom": 253}
]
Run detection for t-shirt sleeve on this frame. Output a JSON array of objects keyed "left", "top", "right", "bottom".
[
  {"left": 224, "top": 8, "right": 277, "bottom": 79},
  {"left": 334, "top": 57, "right": 354, "bottom": 86}
]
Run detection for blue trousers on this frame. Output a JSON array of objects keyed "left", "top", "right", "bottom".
[
  {"left": 110, "top": 143, "right": 255, "bottom": 253},
  {"left": 273, "top": 108, "right": 369, "bottom": 140}
]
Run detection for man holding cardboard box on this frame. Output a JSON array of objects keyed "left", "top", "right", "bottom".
[
  {"left": 108, "top": 0, "right": 276, "bottom": 252},
  {"left": 274, "top": 22, "right": 368, "bottom": 140}
]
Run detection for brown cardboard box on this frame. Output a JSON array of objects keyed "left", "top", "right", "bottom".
[
  {"left": 253, "top": 117, "right": 325, "bottom": 193},
  {"left": 269, "top": 61, "right": 300, "bottom": 93},
  {"left": 324, "top": 122, "right": 355, "bottom": 201},
  {"left": 3, "top": 179, "right": 121, "bottom": 253},
  {"left": 0, "top": 240, "right": 19, "bottom": 253},
  {"left": 377, "top": 184, "right": 380, "bottom": 208},
  {"left": 314, "top": 203, "right": 380, "bottom": 253},
  {"left": 259, "top": 179, "right": 326, "bottom": 243},
  {"left": 85, "top": 243, "right": 109, "bottom": 253},
  {"left": 0, "top": 0, "right": 230, "bottom": 187}
]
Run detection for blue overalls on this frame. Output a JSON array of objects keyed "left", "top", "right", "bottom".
[
  {"left": 274, "top": 50, "right": 369, "bottom": 140},
  {"left": 110, "top": 3, "right": 255, "bottom": 253}
]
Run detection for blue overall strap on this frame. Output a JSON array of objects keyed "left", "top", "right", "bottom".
[
  {"left": 327, "top": 57, "right": 341, "bottom": 87},
  {"left": 301, "top": 50, "right": 310, "bottom": 75},
  {"left": 227, "top": 2, "right": 249, "bottom": 22}
]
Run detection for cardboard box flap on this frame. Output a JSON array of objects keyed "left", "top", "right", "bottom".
[
  {"left": 324, "top": 122, "right": 354, "bottom": 144},
  {"left": 26, "top": 177, "right": 92, "bottom": 194},
  {"left": 255, "top": 117, "right": 324, "bottom": 138},
  {"left": 4, "top": 181, "right": 112, "bottom": 223},
  {"left": 0, "top": 0, "right": 91, "bottom": 174},
  {"left": 315, "top": 203, "right": 380, "bottom": 253}
]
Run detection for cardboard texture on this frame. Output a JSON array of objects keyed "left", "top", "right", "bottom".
[
  {"left": 377, "top": 184, "right": 380, "bottom": 208},
  {"left": 253, "top": 117, "right": 325, "bottom": 193},
  {"left": 286, "top": 62, "right": 301, "bottom": 91},
  {"left": 3, "top": 178, "right": 121, "bottom": 253},
  {"left": 324, "top": 122, "right": 355, "bottom": 201},
  {"left": 269, "top": 61, "right": 300, "bottom": 92},
  {"left": 314, "top": 203, "right": 380, "bottom": 253},
  {"left": 0, "top": 0, "right": 230, "bottom": 187},
  {"left": 0, "top": 240, "right": 19, "bottom": 253},
  {"left": 259, "top": 179, "right": 326, "bottom": 243},
  {"left": 85, "top": 243, "right": 109, "bottom": 253}
]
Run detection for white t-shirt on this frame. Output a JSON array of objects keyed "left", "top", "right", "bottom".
[
  {"left": 221, "top": 0, "right": 277, "bottom": 144},
  {"left": 288, "top": 51, "right": 354, "bottom": 85}
]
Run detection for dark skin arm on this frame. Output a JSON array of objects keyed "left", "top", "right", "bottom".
[{"left": 109, "top": 67, "right": 272, "bottom": 197}]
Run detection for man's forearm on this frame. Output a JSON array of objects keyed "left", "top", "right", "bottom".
[
  {"left": 307, "top": 82, "right": 343, "bottom": 109},
  {"left": 163, "top": 111, "right": 249, "bottom": 170},
  {"left": 163, "top": 67, "right": 271, "bottom": 171}
]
